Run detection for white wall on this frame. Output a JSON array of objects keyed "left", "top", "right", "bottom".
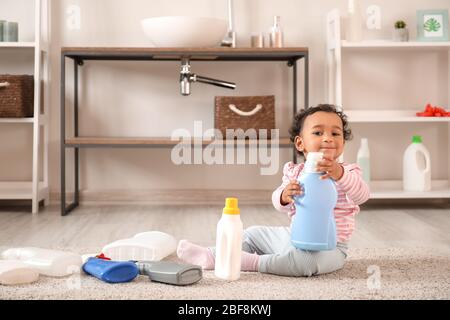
[{"left": 1, "top": 0, "right": 449, "bottom": 195}]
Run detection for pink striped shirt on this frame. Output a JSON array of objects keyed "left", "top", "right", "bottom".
[{"left": 272, "top": 161, "right": 370, "bottom": 243}]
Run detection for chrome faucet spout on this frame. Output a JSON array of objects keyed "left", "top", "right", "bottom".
[
  {"left": 180, "top": 58, "right": 236, "bottom": 96},
  {"left": 195, "top": 75, "right": 236, "bottom": 90}
]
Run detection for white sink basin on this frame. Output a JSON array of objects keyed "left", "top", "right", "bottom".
[{"left": 141, "top": 16, "right": 228, "bottom": 48}]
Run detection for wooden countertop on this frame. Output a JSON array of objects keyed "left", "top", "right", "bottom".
[{"left": 61, "top": 47, "right": 308, "bottom": 61}]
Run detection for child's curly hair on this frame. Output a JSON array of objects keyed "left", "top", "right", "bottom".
[{"left": 289, "top": 104, "right": 353, "bottom": 156}]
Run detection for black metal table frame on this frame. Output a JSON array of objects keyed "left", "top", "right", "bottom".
[{"left": 60, "top": 49, "right": 309, "bottom": 216}]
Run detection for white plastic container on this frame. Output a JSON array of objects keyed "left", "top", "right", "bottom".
[
  {"left": 1, "top": 247, "right": 82, "bottom": 277},
  {"left": 403, "top": 135, "right": 431, "bottom": 191},
  {"left": 101, "top": 231, "right": 177, "bottom": 261},
  {"left": 0, "top": 260, "right": 39, "bottom": 285},
  {"left": 357, "top": 138, "right": 371, "bottom": 183},
  {"left": 214, "top": 198, "right": 243, "bottom": 281}
]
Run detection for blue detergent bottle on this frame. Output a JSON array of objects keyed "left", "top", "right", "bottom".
[
  {"left": 83, "top": 257, "right": 139, "bottom": 283},
  {"left": 291, "top": 152, "right": 338, "bottom": 251}
]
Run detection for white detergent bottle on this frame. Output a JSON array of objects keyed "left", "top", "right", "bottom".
[
  {"left": 214, "top": 198, "right": 243, "bottom": 281},
  {"left": 357, "top": 138, "right": 371, "bottom": 183},
  {"left": 403, "top": 135, "right": 431, "bottom": 191},
  {"left": 1, "top": 247, "right": 82, "bottom": 277}
]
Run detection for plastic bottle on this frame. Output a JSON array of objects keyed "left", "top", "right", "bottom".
[
  {"left": 101, "top": 231, "right": 177, "bottom": 262},
  {"left": 403, "top": 135, "right": 431, "bottom": 191},
  {"left": 291, "top": 152, "right": 338, "bottom": 251},
  {"left": 357, "top": 138, "right": 371, "bottom": 183},
  {"left": 1, "top": 247, "right": 82, "bottom": 277},
  {"left": 0, "top": 260, "right": 40, "bottom": 285},
  {"left": 269, "top": 15, "right": 283, "bottom": 48},
  {"left": 214, "top": 198, "right": 243, "bottom": 281},
  {"left": 82, "top": 257, "right": 139, "bottom": 283}
]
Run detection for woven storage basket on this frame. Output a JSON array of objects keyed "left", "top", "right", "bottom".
[
  {"left": 0, "top": 75, "right": 34, "bottom": 118},
  {"left": 214, "top": 95, "right": 275, "bottom": 138}
]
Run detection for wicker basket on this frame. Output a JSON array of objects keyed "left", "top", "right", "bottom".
[
  {"left": 214, "top": 95, "right": 275, "bottom": 138},
  {"left": 0, "top": 75, "right": 34, "bottom": 118}
]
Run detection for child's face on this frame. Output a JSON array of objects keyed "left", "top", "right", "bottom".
[{"left": 295, "top": 111, "right": 345, "bottom": 160}]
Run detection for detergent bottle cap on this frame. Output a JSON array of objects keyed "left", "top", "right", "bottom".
[
  {"left": 304, "top": 152, "right": 324, "bottom": 173},
  {"left": 412, "top": 135, "right": 422, "bottom": 144},
  {"left": 223, "top": 198, "right": 240, "bottom": 215}
]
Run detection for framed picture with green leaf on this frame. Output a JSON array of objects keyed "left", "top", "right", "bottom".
[{"left": 417, "top": 9, "right": 449, "bottom": 41}]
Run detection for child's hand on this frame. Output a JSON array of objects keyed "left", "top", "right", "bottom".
[
  {"left": 317, "top": 152, "right": 344, "bottom": 181},
  {"left": 281, "top": 180, "right": 303, "bottom": 205}
]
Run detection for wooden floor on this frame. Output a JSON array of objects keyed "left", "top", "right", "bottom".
[{"left": 0, "top": 202, "right": 449, "bottom": 252}]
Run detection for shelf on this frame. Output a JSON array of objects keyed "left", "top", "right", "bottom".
[
  {"left": 341, "top": 40, "right": 450, "bottom": 50},
  {"left": 61, "top": 47, "right": 309, "bottom": 62},
  {"left": 65, "top": 137, "right": 293, "bottom": 148},
  {"left": 0, "top": 42, "right": 36, "bottom": 48},
  {"left": 0, "top": 116, "right": 47, "bottom": 124},
  {"left": 345, "top": 110, "right": 450, "bottom": 123},
  {"left": 0, "top": 182, "right": 48, "bottom": 200},
  {"left": 0, "top": 42, "right": 48, "bottom": 53},
  {"left": 0, "top": 0, "right": 50, "bottom": 214},
  {"left": 0, "top": 118, "right": 34, "bottom": 123},
  {"left": 369, "top": 180, "right": 450, "bottom": 199}
]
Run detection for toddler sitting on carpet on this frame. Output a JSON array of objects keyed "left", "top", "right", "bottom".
[{"left": 177, "top": 104, "right": 370, "bottom": 276}]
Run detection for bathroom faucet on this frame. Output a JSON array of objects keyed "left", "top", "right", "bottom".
[
  {"left": 221, "top": 0, "right": 236, "bottom": 47},
  {"left": 180, "top": 58, "right": 236, "bottom": 96}
]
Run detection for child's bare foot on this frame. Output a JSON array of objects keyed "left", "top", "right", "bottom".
[{"left": 177, "top": 240, "right": 215, "bottom": 270}]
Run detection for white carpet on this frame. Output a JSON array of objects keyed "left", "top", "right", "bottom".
[{"left": 1, "top": 246, "right": 449, "bottom": 300}]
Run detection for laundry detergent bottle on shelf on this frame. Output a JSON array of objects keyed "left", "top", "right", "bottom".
[
  {"left": 403, "top": 135, "right": 431, "bottom": 191},
  {"left": 291, "top": 152, "right": 338, "bottom": 251},
  {"left": 214, "top": 198, "right": 243, "bottom": 281},
  {"left": 357, "top": 138, "right": 371, "bottom": 183}
]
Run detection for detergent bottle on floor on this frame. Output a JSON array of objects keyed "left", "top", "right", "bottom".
[
  {"left": 403, "top": 135, "right": 431, "bottom": 191},
  {"left": 83, "top": 257, "right": 139, "bottom": 283},
  {"left": 291, "top": 152, "right": 338, "bottom": 251},
  {"left": 0, "top": 260, "right": 40, "bottom": 285},
  {"left": 214, "top": 198, "right": 243, "bottom": 281}
]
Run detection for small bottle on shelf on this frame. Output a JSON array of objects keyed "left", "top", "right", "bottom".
[
  {"left": 357, "top": 138, "right": 371, "bottom": 184},
  {"left": 270, "top": 15, "right": 284, "bottom": 48}
]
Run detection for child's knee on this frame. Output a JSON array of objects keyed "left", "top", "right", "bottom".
[{"left": 242, "top": 226, "right": 261, "bottom": 253}]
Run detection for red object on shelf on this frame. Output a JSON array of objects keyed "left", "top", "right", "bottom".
[{"left": 416, "top": 103, "right": 450, "bottom": 117}]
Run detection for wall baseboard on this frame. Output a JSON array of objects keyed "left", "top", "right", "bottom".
[{"left": 50, "top": 189, "right": 274, "bottom": 205}]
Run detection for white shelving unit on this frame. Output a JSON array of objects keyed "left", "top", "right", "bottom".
[
  {"left": 0, "top": 0, "right": 50, "bottom": 214},
  {"left": 326, "top": 9, "right": 450, "bottom": 200}
]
